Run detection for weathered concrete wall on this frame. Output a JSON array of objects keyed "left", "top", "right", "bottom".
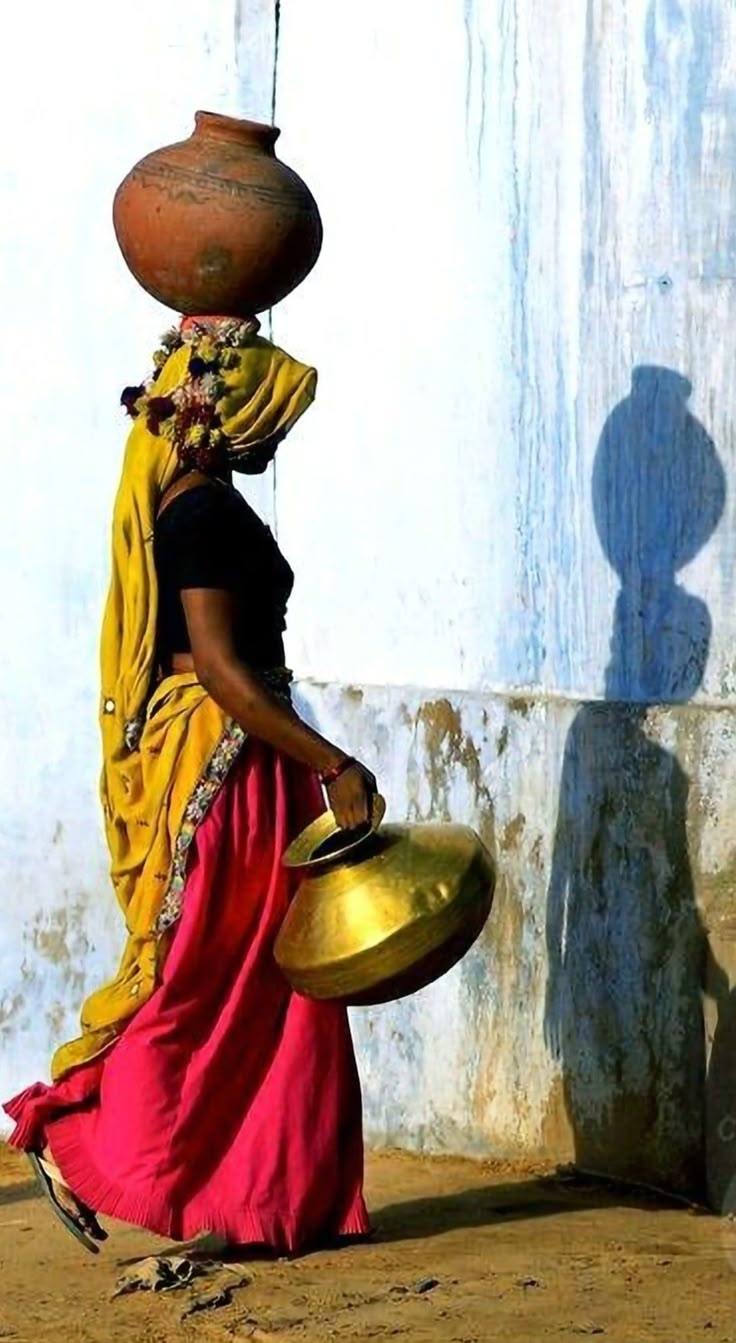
[
  {"left": 273, "top": 1, "right": 736, "bottom": 1203},
  {"left": 294, "top": 684, "right": 736, "bottom": 1204},
  {"left": 2, "top": 0, "right": 736, "bottom": 1209}
]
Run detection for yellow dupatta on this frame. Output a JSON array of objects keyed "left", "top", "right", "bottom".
[{"left": 51, "top": 332, "right": 316, "bottom": 1081}]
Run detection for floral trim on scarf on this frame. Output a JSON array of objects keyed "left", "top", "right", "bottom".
[
  {"left": 155, "top": 668, "right": 293, "bottom": 934},
  {"left": 120, "top": 318, "right": 261, "bottom": 474},
  {"left": 155, "top": 717, "right": 247, "bottom": 932}
]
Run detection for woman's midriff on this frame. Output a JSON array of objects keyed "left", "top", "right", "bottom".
[{"left": 166, "top": 656, "right": 292, "bottom": 703}]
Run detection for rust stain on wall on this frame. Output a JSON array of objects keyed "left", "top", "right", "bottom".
[
  {"left": 538, "top": 1075, "right": 575, "bottom": 1160},
  {"left": 530, "top": 835, "right": 544, "bottom": 869},
  {"left": 0, "top": 993, "right": 25, "bottom": 1040},
  {"left": 470, "top": 869, "right": 527, "bottom": 1129},
  {"left": 412, "top": 697, "right": 496, "bottom": 853},
  {"left": 508, "top": 697, "right": 532, "bottom": 719},
  {"left": 500, "top": 813, "right": 526, "bottom": 853},
  {"left": 23, "top": 904, "right": 91, "bottom": 1001}
]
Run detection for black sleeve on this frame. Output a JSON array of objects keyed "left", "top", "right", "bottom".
[{"left": 158, "top": 487, "right": 241, "bottom": 592}]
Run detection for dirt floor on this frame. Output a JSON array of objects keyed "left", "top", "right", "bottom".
[{"left": 1, "top": 1144, "right": 735, "bottom": 1343}]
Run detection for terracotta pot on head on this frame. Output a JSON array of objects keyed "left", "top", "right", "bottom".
[{"left": 113, "top": 111, "right": 323, "bottom": 316}]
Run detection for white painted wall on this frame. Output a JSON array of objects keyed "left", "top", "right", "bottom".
[
  {"left": 275, "top": 0, "right": 736, "bottom": 705},
  {"left": 0, "top": 0, "right": 276, "bottom": 1102}
]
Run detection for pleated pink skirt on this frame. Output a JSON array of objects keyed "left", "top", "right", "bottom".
[{"left": 4, "top": 740, "right": 369, "bottom": 1252}]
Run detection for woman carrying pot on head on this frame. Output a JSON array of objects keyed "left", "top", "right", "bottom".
[{"left": 4, "top": 315, "right": 376, "bottom": 1254}]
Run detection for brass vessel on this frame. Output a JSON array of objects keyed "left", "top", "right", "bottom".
[{"left": 275, "top": 798, "right": 495, "bottom": 1004}]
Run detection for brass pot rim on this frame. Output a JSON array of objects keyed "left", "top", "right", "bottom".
[{"left": 283, "top": 794, "right": 387, "bottom": 871}]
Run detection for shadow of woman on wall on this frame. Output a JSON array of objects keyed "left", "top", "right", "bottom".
[{"left": 544, "top": 366, "right": 728, "bottom": 1199}]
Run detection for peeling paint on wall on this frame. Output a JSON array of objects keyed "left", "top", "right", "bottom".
[{"left": 297, "top": 680, "right": 736, "bottom": 1202}]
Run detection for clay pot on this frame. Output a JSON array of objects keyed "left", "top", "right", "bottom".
[{"left": 113, "top": 111, "right": 323, "bottom": 315}]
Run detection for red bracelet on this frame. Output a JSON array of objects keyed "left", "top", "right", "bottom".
[{"left": 318, "top": 757, "right": 357, "bottom": 787}]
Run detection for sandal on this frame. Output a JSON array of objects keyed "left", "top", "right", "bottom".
[{"left": 28, "top": 1151, "right": 107, "bottom": 1254}]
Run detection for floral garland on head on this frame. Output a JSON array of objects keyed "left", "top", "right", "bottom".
[{"left": 120, "top": 316, "right": 261, "bottom": 472}]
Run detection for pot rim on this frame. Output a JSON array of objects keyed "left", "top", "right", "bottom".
[
  {"left": 282, "top": 795, "right": 387, "bottom": 872},
  {"left": 193, "top": 109, "right": 281, "bottom": 151}
]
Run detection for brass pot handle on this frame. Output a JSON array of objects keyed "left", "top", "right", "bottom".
[{"left": 283, "top": 794, "right": 387, "bottom": 871}]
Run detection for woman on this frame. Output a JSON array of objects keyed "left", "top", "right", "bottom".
[{"left": 4, "top": 316, "right": 375, "bottom": 1255}]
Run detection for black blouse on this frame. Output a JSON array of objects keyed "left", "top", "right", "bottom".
[{"left": 153, "top": 482, "right": 294, "bottom": 671}]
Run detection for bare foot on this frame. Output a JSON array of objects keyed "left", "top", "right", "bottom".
[{"left": 42, "top": 1146, "right": 103, "bottom": 1238}]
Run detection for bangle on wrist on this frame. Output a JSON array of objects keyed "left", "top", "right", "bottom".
[{"left": 318, "top": 756, "right": 356, "bottom": 787}]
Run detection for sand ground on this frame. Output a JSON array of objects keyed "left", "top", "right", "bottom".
[{"left": 1, "top": 1144, "right": 734, "bottom": 1342}]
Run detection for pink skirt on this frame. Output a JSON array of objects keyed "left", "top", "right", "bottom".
[{"left": 4, "top": 740, "right": 369, "bottom": 1252}]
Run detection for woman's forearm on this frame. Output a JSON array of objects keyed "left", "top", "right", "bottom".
[{"left": 197, "top": 653, "right": 346, "bottom": 773}]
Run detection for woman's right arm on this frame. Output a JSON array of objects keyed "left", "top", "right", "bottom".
[{"left": 181, "top": 586, "right": 376, "bottom": 829}]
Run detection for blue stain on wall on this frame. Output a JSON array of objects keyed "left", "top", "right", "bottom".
[
  {"left": 684, "top": 1, "right": 713, "bottom": 169},
  {"left": 506, "top": 0, "right": 544, "bottom": 689},
  {"left": 645, "top": 0, "right": 687, "bottom": 107},
  {"left": 583, "top": 0, "right": 604, "bottom": 284}
]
